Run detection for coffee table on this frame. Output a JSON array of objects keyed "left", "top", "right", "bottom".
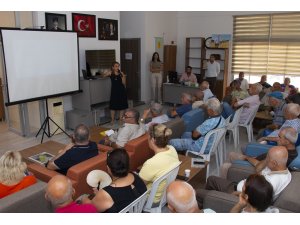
[
  {"left": 177, "top": 154, "right": 205, "bottom": 182},
  {"left": 89, "top": 126, "right": 108, "bottom": 143}
]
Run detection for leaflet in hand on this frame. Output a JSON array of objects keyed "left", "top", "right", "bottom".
[{"left": 29, "top": 152, "right": 54, "bottom": 165}]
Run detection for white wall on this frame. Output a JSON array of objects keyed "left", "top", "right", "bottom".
[{"left": 33, "top": 11, "right": 120, "bottom": 111}]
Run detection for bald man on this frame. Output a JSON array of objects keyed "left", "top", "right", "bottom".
[
  {"left": 45, "top": 175, "right": 97, "bottom": 213},
  {"left": 203, "top": 146, "right": 291, "bottom": 201}
]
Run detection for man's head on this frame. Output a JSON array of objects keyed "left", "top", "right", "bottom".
[
  {"left": 45, "top": 175, "right": 74, "bottom": 209},
  {"left": 122, "top": 108, "right": 140, "bottom": 124},
  {"left": 166, "top": 181, "right": 199, "bottom": 213},
  {"left": 284, "top": 77, "right": 291, "bottom": 86},
  {"left": 268, "top": 91, "right": 284, "bottom": 107},
  {"left": 249, "top": 83, "right": 262, "bottom": 96},
  {"left": 238, "top": 72, "right": 244, "bottom": 80},
  {"left": 73, "top": 124, "right": 90, "bottom": 144},
  {"left": 277, "top": 127, "right": 297, "bottom": 148},
  {"left": 150, "top": 102, "right": 163, "bottom": 117},
  {"left": 284, "top": 103, "right": 300, "bottom": 120},
  {"left": 181, "top": 93, "right": 192, "bottom": 105},
  {"left": 52, "top": 17, "right": 59, "bottom": 29},
  {"left": 200, "top": 81, "right": 209, "bottom": 91},
  {"left": 272, "top": 82, "right": 282, "bottom": 92},
  {"left": 186, "top": 66, "right": 192, "bottom": 75},
  {"left": 260, "top": 75, "right": 267, "bottom": 83},
  {"left": 209, "top": 54, "right": 215, "bottom": 63},
  {"left": 266, "top": 146, "right": 288, "bottom": 171},
  {"left": 206, "top": 98, "right": 222, "bottom": 116}
]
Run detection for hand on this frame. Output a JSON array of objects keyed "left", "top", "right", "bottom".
[
  {"left": 143, "top": 108, "right": 151, "bottom": 119},
  {"left": 237, "top": 193, "right": 248, "bottom": 208}
]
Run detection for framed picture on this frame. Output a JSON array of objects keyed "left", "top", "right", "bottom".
[
  {"left": 98, "top": 18, "right": 118, "bottom": 40},
  {"left": 45, "top": 12, "right": 67, "bottom": 31},
  {"left": 72, "top": 13, "right": 96, "bottom": 37}
]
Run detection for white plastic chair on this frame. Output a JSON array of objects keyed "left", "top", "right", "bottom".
[
  {"left": 226, "top": 107, "right": 243, "bottom": 150},
  {"left": 143, "top": 161, "right": 181, "bottom": 213},
  {"left": 186, "top": 127, "right": 227, "bottom": 179},
  {"left": 119, "top": 189, "right": 149, "bottom": 213},
  {"left": 238, "top": 105, "right": 259, "bottom": 142}
]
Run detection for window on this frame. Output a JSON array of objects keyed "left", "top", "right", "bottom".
[{"left": 232, "top": 13, "right": 300, "bottom": 88}]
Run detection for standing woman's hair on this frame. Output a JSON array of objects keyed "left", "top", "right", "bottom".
[
  {"left": 0, "top": 151, "right": 27, "bottom": 185},
  {"left": 149, "top": 124, "right": 172, "bottom": 148},
  {"left": 151, "top": 52, "right": 161, "bottom": 62}
]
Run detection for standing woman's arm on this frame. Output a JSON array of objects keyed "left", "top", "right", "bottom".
[
  {"left": 121, "top": 72, "right": 126, "bottom": 87},
  {"left": 149, "top": 61, "right": 153, "bottom": 73}
]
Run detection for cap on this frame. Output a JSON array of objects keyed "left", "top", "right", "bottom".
[
  {"left": 86, "top": 170, "right": 112, "bottom": 189},
  {"left": 268, "top": 91, "right": 283, "bottom": 100}
]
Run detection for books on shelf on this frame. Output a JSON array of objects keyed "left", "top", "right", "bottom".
[{"left": 29, "top": 152, "right": 54, "bottom": 165}]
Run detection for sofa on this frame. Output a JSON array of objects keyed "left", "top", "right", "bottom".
[
  {"left": 182, "top": 108, "right": 207, "bottom": 132},
  {"left": 0, "top": 180, "right": 51, "bottom": 213},
  {"left": 199, "top": 164, "right": 300, "bottom": 212}
]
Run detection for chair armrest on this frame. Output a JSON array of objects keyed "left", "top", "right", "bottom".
[
  {"left": 27, "top": 163, "right": 60, "bottom": 182},
  {"left": 203, "top": 190, "right": 238, "bottom": 213},
  {"left": 97, "top": 144, "right": 113, "bottom": 152}
]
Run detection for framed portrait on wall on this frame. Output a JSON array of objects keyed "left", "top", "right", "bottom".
[
  {"left": 98, "top": 18, "right": 118, "bottom": 40},
  {"left": 45, "top": 12, "right": 67, "bottom": 31},
  {"left": 72, "top": 13, "right": 96, "bottom": 37}
]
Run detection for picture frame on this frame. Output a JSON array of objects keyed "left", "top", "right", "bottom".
[
  {"left": 72, "top": 13, "right": 96, "bottom": 38},
  {"left": 45, "top": 12, "right": 67, "bottom": 31},
  {"left": 98, "top": 18, "right": 118, "bottom": 40}
]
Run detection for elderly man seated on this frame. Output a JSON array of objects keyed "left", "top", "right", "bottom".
[
  {"left": 222, "top": 83, "right": 262, "bottom": 123},
  {"left": 200, "top": 81, "right": 215, "bottom": 102},
  {"left": 46, "top": 124, "right": 98, "bottom": 175},
  {"left": 168, "top": 92, "right": 193, "bottom": 118},
  {"left": 169, "top": 98, "right": 225, "bottom": 154},
  {"left": 99, "top": 108, "right": 146, "bottom": 148},
  {"left": 259, "top": 75, "right": 272, "bottom": 89},
  {"left": 192, "top": 90, "right": 205, "bottom": 109},
  {"left": 45, "top": 175, "right": 97, "bottom": 213},
  {"left": 198, "top": 146, "right": 291, "bottom": 206},
  {"left": 167, "top": 181, "right": 215, "bottom": 213},
  {"left": 140, "top": 102, "right": 170, "bottom": 130}
]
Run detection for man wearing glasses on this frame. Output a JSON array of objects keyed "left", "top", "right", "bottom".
[{"left": 101, "top": 108, "right": 146, "bottom": 148}]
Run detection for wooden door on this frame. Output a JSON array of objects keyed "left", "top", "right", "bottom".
[
  {"left": 120, "top": 38, "right": 141, "bottom": 102},
  {"left": 163, "top": 45, "right": 177, "bottom": 82}
]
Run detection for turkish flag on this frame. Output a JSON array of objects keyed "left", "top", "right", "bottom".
[{"left": 72, "top": 14, "right": 96, "bottom": 37}]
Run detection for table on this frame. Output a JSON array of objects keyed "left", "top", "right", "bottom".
[
  {"left": 20, "top": 140, "right": 65, "bottom": 165},
  {"left": 255, "top": 111, "right": 273, "bottom": 121},
  {"left": 253, "top": 111, "right": 273, "bottom": 132},
  {"left": 177, "top": 154, "right": 204, "bottom": 182},
  {"left": 89, "top": 126, "right": 108, "bottom": 143}
]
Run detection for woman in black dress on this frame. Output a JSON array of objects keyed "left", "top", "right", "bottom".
[{"left": 107, "top": 61, "right": 128, "bottom": 125}]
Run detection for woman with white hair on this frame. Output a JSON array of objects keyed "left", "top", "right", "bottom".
[{"left": 0, "top": 151, "right": 36, "bottom": 198}]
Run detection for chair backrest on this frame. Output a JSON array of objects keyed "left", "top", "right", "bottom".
[
  {"left": 240, "top": 105, "right": 259, "bottom": 126},
  {"left": 224, "top": 115, "right": 232, "bottom": 126},
  {"left": 143, "top": 161, "right": 181, "bottom": 212},
  {"left": 119, "top": 189, "right": 150, "bottom": 213},
  {"left": 227, "top": 107, "right": 243, "bottom": 129}
]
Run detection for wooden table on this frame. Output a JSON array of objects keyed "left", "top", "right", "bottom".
[
  {"left": 89, "top": 126, "right": 108, "bottom": 143},
  {"left": 255, "top": 111, "right": 273, "bottom": 121},
  {"left": 177, "top": 154, "right": 204, "bottom": 182},
  {"left": 19, "top": 140, "right": 65, "bottom": 165}
]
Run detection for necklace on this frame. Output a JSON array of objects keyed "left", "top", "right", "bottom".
[{"left": 111, "top": 177, "right": 120, "bottom": 187}]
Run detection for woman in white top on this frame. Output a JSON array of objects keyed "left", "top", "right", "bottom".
[
  {"left": 230, "top": 174, "right": 279, "bottom": 213},
  {"left": 150, "top": 52, "right": 163, "bottom": 103}
]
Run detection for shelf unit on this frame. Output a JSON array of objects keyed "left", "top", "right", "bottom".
[{"left": 185, "top": 37, "right": 229, "bottom": 99}]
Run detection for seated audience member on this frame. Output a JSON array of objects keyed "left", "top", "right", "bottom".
[
  {"left": 45, "top": 175, "right": 97, "bottom": 213},
  {"left": 46, "top": 124, "right": 98, "bottom": 175},
  {"left": 168, "top": 93, "right": 193, "bottom": 118},
  {"left": 222, "top": 83, "right": 262, "bottom": 123},
  {"left": 192, "top": 90, "right": 205, "bottom": 109},
  {"left": 100, "top": 108, "right": 146, "bottom": 148},
  {"left": 287, "top": 92, "right": 300, "bottom": 105},
  {"left": 260, "top": 81, "right": 287, "bottom": 107},
  {"left": 236, "top": 72, "right": 249, "bottom": 92},
  {"left": 202, "top": 146, "right": 291, "bottom": 202},
  {"left": 83, "top": 148, "right": 147, "bottom": 212},
  {"left": 139, "top": 124, "right": 179, "bottom": 205},
  {"left": 272, "top": 82, "right": 283, "bottom": 92},
  {"left": 179, "top": 66, "right": 197, "bottom": 84},
  {"left": 281, "top": 77, "right": 296, "bottom": 96},
  {"left": 140, "top": 102, "right": 169, "bottom": 130},
  {"left": 0, "top": 151, "right": 37, "bottom": 199},
  {"left": 169, "top": 98, "right": 225, "bottom": 154},
  {"left": 259, "top": 75, "right": 272, "bottom": 89},
  {"left": 223, "top": 80, "right": 249, "bottom": 106},
  {"left": 230, "top": 174, "right": 278, "bottom": 213},
  {"left": 200, "top": 81, "right": 214, "bottom": 102},
  {"left": 167, "top": 181, "right": 215, "bottom": 213}
]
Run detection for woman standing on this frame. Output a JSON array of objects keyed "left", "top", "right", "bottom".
[
  {"left": 150, "top": 52, "right": 163, "bottom": 103},
  {"left": 105, "top": 61, "right": 128, "bottom": 125}
]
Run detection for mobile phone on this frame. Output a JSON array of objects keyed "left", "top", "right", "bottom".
[
  {"left": 176, "top": 175, "right": 189, "bottom": 181},
  {"left": 193, "top": 161, "right": 205, "bottom": 165}
]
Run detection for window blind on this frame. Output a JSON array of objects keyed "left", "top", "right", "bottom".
[{"left": 232, "top": 13, "right": 300, "bottom": 77}]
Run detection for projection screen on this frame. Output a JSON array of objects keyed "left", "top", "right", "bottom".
[{"left": 1, "top": 29, "right": 79, "bottom": 105}]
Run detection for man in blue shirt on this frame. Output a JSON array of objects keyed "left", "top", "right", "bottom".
[
  {"left": 168, "top": 93, "right": 193, "bottom": 118},
  {"left": 169, "top": 98, "right": 225, "bottom": 154},
  {"left": 47, "top": 124, "right": 98, "bottom": 175}
]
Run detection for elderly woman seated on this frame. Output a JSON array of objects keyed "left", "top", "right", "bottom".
[
  {"left": 82, "top": 148, "right": 147, "bottom": 212},
  {"left": 0, "top": 151, "right": 37, "bottom": 199}
]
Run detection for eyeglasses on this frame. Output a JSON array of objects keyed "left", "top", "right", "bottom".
[{"left": 122, "top": 114, "right": 134, "bottom": 119}]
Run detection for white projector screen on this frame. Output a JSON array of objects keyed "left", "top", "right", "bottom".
[{"left": 1, "top": 29, "right": 79, "bottom": 105}]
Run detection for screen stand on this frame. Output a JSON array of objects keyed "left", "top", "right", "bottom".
[{"left": 36, "top": 99, "right": 70, "bottom": 143}]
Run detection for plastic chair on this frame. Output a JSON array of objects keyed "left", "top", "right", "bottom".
[
  {"left": 143, "top": 161, "right": 181, "bottom": 213},
  {"left": 226, "top": 107, "right": 243, "bottom": 150},
  {"left": 119, "top": 189, "right": 149, "bottom": 213},
  {"left": 238, "top": 105, "right": 259, "bottom": 143},
  {"left": 186, "top": 127, "right": 227, "bottom": 179}
]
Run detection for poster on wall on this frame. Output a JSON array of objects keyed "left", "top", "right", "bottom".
[
  {"left": 210, "top": 34, "right": 231, "bottom": 49},
  {"left": 98, "top": 18, "right": 118, "bottom": 40},
  {"left": 155, "top": 37, "right": 164, "bottom": 59},
  {"left": 72, "top": 13, "right": 96, "bottom": 37},
  {"left": 45, "top": 12, "right": 67, "bottom": 31}
]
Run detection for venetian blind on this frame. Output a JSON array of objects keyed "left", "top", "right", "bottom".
[{"left": 232, "top": 13, "right": 300, "bottom": 76}]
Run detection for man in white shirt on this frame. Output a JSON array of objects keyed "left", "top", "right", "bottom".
[
  {"left": 200, "top": 81, "right": 215, "bottom": 102},
  {"left": 206, "top": 54, "right": 220, "bottom": 93},
  {"left": 236, "top": 72, "right": 249, "bottom": 92}
]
